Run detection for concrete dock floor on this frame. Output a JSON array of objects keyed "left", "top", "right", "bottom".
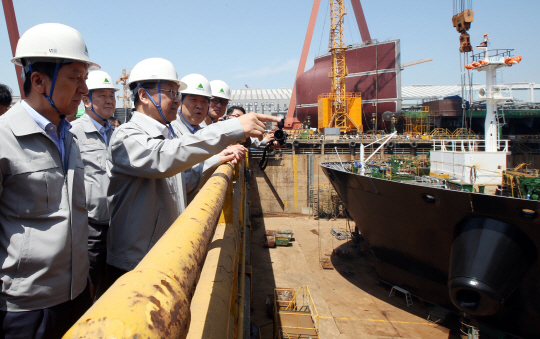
[{"left": 250, "top": 215, "right": 462, "bottom": 339}]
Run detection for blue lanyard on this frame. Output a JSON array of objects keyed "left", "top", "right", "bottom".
[{"left": 141, "top": 82, "right": 177, "bottom": 138}]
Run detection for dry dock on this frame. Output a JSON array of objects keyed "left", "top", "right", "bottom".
[{"left": 250, "top": 215, "right": 462, "bottom": 339}]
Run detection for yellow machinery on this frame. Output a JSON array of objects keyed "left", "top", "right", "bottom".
[
  {"left": 318, "top": 0, "right": 362, "bottom": 132},
  {"left": 318, "top": 93, "right": 361, "bottom": 131}
]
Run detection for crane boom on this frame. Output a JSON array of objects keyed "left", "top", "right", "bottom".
[{"left": 402, "top": 58, "right": 433, "bottom": 68}]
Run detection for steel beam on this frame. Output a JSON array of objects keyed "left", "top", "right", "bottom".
[
  {"left": 285, "top": 0, "right": 321, "bottom": 129},
  {"left": 2, "top": 0, "right": 24, "bottom": 98},
  {"left": 350, "top": 0, "right": 371, "bottom": 43}
]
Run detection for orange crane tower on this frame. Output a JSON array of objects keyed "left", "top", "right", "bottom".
[
  {"left": 318, "top": 0, "right": 361, "bottom": 132},
  {"left": 285, "top": 0, "right": 370, "bottom": 131},
  {"left": 326, "top": 0, "right": 359, "bottom": 130},
  {"left": 116, "top": 68, "right": 131, "bottom": 108}
]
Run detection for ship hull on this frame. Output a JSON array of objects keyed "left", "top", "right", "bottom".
[
  {"left": 321, "top": 163, "right": 540, "bottom": 338},
  {"left": 295, "top": 40, "right": 401, "bottom": 131}
]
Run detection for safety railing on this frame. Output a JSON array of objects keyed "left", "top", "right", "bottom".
[
  {"left": 431, "top": 139, "right": 510, "bottom": 153},
  {"left": 63, "top": 159, "right": 250, "bottom": 339}
]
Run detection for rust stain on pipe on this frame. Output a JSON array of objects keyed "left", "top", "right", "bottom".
[{"left": 63, "top": 164, "right": 235, "bottom": 339}]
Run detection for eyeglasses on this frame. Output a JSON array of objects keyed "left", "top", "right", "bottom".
[
  {"left": 210, "top": 98, "right": 229, "bottom": 106},
  {"left": 147, "top": 87, "right": 181, "bottom": 100}
]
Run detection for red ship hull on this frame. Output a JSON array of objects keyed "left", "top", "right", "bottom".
[{"left": 295, "top": 40, "right": 402, "bottom": 131}]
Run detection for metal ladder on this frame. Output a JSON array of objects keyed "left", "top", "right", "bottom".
[
  {"left": 312, "top": 188, "right": 319, "bottom": 219},
  {"left": 389, "top": 286, "right": 413, "bottom": 307}
]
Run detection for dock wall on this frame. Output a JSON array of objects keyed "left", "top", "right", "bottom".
[{"left": 249, "top": 153, "right": 356, "bottom": 215}]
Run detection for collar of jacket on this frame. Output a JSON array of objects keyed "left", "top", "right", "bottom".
[
  {"left": 79, "top": 113, "right": 103, "bottom": 134},
  {"left": 130, "top": 111, "right": 168, "bottom": 138},
  {"left": 7, "top": 102, "right": 51, "bottom": 137}
]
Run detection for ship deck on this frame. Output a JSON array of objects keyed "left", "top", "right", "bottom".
[{"left": 250, "top": 215, "right": 461, "bottom": 338}]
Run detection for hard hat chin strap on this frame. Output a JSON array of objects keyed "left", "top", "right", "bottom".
[
  {"left": 28, "top": 62, "right": 70, "bottom": 142},
  {"left": 140, "top": 82, "right": 177, "bottom": 138}
]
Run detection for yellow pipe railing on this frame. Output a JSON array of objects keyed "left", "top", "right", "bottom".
[
  {"left": 64, "top": 163, "right": 237, "bottom": 339},
  {"left": 186, "top": 161, "right": 247, "bottom": 338}
]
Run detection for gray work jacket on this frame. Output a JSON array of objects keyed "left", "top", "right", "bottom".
[
  {"left": 107, "top": 112, "right": 245, "bottom": 271},
  {"left": 0, "top": 102, "right": 89, "bottom": 311},
  {"left": 70, "top": 114, "right": 113, "bottom": 225},
  {"left": 170, "top": 118, "right": 221, "bottom": 204}
]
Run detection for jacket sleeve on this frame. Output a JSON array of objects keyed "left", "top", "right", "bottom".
[
  {"left": 108, "top": 119, "right": 244, "bottom": 179},
  {"left": 249, "top": 137, "right": 269, "bottom": 150}
]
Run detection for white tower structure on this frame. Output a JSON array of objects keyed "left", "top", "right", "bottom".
[
  {"left": 475, "top": 34, "right": 520, "bottom": 151},
  {"left": 429, "top": 34, "right": 522, "bottom": 191}
]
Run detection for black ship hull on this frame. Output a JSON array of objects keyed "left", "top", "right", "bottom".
[{"left": 321, "top": 162, "right": 540, "bottom": 338}]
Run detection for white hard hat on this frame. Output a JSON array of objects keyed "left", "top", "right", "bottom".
[
  {"left": 12, "top": 23, "right": 100, "bottom": 70},
  {"left": 209, "top": 80, "right": 231, "bottom": 100},
  {"left": 128, "top": 58, "right": 186, "bottom": 90},
  {"left": 180, "top": 73, "right": 212, "bottom": 98},
  {"left": 87, "top": 70, "right": 119, "bottom": 92}
]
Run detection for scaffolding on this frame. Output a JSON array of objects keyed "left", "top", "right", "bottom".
[
  {"left": 309, "top": 184, "right": 344, "bottom": 219},
  {"left": 404, "top": 106, "right": 430, "bottom": 136}
]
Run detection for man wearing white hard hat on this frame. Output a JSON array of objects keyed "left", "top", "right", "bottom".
[
  {"left": 0, "top": 23, "right": 98, "bottom": 338},
  {"left": 70, "top": 70, "right": 117, "bottom": 301},
  {"left": 174, "top": 73, "right": 212, "bottom": 133},
  {"left": 105, "top": 59, "right": 280, "bottom": 286},
  {"left": 171, "top": 74, "right": 246, "bottom": 203},
  {"left": 201, "top": 79, "right": 231, "bottom": 127}
]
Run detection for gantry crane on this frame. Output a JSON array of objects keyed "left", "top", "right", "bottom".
[
  {"left": 318, "top": 0, "right": 362, "bottom": 132},
  {"left": 116, "top": 68, "right": 131, "bottom": 108}
]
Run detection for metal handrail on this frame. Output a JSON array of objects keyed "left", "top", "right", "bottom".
[{"left": 63, "top": 162, "right": 240, "bottom": 339}]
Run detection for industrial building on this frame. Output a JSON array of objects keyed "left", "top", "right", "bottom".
[{"left": 228, "top": 88, "right": 292, "bottom": 117}]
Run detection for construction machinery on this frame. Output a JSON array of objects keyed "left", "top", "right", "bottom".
[
  {"left": 402, "top": 58, "right": 433, "bottom": 69},
  {"left": 318, "top": 0, "right": 362, "bottom": 133},
  {"left": 116, "top": 68, "right": 131, "bottom": 108}
]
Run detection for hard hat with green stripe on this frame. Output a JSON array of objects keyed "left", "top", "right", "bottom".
[
  {"left": 209, "top": 80, "right": 231, "bottom": 100},
  {"left": 87, "top": 70, "right": 119, "bottom": 92},
  {"left": 180, "top": 74, "right": 212, "bottom": 98}
]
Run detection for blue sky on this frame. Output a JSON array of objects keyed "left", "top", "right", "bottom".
[{"left": 1, "top": 0, "right": 539, "bottom": 104}]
